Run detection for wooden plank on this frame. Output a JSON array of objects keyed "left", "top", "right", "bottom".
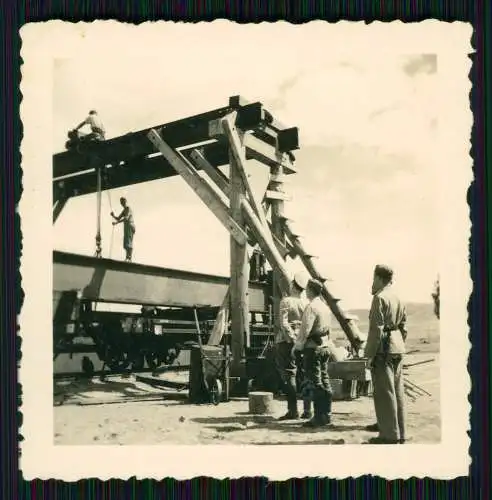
[
  {"left": 147, "top": 129, "right": 248, "bottom": 246},
  {"left": 269, "top": 161, "right": 287, "bottom": 333},
  {"left": 207, "top": 289, "right": 230, "bottom": 346},
  {"left": 244, "top": 134, "right": 297, "bottom": 174},
  {"left": 265, "top": 190, "right": 292, "bottom": 201},
  {"left": 189, "top": 149, "right": 230, "bottom": 196}
]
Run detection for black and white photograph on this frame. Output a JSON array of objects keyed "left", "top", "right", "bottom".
[{"left": 20, "top": 21, "right": 471, "bottom": 480}]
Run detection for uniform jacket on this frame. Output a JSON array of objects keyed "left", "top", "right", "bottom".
[
  {"left": 364, "top": 284, "right": 407, "bottom": 359},
  {"left": 294, "top": 296, "right": 332, "bottom": 350},
  {"left": 275, "top": 295, "right": 308, "bottom": 344}
]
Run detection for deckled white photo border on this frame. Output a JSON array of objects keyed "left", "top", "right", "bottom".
[{"left": 19, "top": 20, "right": 473, "bottom": 480}]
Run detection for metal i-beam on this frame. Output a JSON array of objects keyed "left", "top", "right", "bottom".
[
  {"left": 53, "top": 133, "right": 295, "bottom": 200},
  {"left": 53, "top": 251, "right": 268, "bottom": 312},
  {"left": 54, "top": 97, "right": 298, "bottom": 181}
]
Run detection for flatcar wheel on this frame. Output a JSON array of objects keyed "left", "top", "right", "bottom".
[
  {"left": 105, "top": 351, "right": 130, "bottom": 372},
  {"left": 81, "top": 356, "right": 95, "bottom": 377},
  {"left": 145, "top": 353, "right": 161, "bottom": 371},
  {"left": 247, "top": 379, "right": 256, "bottom": 393},
  {"left": 209, "top": 378, "right": 222, "bottom": 406},
  {"left": 131, "top": 353, "right": 145, "bottom": 371}
]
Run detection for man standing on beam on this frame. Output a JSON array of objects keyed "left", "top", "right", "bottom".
[
  {"left": 274, "top": 273, "right": 309, "bottom": 421},
  {"left": 111, "top": 197, "right": 136, "bottom": 262}
]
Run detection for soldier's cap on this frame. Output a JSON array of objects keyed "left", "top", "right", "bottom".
[
  {"left": 306, "top": 278, "right": 324, "bottom": 295},
  {"left": 89, "top": 110, "right": 97, "bottom": 115},
  {"left": 293, "top": 272, "right": 308, "bottom": 290},
  {"left": 374, "top": 264, "right": 393, "bottom": 281}
]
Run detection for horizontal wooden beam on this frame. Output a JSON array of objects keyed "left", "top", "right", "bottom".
[
  {"left": 244, "top": 134, "right": 297, "bottom": 174},
  {"left": 148, "top": 129, "right": 248, "bottom": 246},
  {"left": 265, "top": 190, "right": 292, "bottom": 201}
]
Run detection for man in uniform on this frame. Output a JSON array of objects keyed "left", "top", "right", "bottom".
[
  {"left": 111, "top": 197, "right": 136, "bottom": 262},
  {"left": 73, "top": 110, "right": 106, "bottom": 141},
  {"left": 275, "top": 273, "right": 309, "bottom": 420},
  {"left": 364, "top": 264, "right": 408, "bottom": 444},
  {"left": 294, "top": 279, "right": 333, "bottom": 428}
]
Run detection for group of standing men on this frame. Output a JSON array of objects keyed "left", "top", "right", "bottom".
[{"left": 274, "top": 264, "right": 409, "bottom": 444}]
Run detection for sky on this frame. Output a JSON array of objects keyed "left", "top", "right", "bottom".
[{"left": 52, "top": 33, "right": 439, "bottom": 309}]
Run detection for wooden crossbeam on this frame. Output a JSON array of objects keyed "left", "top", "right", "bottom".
[
  {"left": 265, "top": 190, "right": 292, "bottom": 202},
  {"left": 147, "top": 129, "right": 248, "bottom": 246}
]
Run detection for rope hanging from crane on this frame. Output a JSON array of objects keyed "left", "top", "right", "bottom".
[{"left": 94, "top": 164, "right": 115, "bottom": 259}]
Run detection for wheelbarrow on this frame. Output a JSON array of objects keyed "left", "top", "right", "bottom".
[{"left": 188, "top": 308, "right": 232, "bottom": 405}]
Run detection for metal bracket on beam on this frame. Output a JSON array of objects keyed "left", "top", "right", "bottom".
[{"left": 277, "top": 127, "right": 300, "bottom": 153}]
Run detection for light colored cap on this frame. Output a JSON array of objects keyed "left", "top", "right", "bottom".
[{"left": 293, "top": 272, "right": 309, "bottom": 290}]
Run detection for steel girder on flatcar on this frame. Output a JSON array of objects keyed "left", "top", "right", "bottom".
[{"left": 53, "top": 251, "right": 270, "bottom": 312}]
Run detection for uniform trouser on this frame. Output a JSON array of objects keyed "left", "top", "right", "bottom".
[
  {"left": 274, "top": 342, "right": 298, "bottom": 413},
  {"left": 371, "top": 354, "right": 406, "bottom": 441},
  {"left": 123, "top": 224, "right": 136, "bottom": 260},
  {"left": 303, "top": 346, "right": 332, "bottom": 417},
  {"left": 295, "top": 351, "right": 313, "bottom": 412}
]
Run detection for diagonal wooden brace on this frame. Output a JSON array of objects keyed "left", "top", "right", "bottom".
[
  {"left": 222, "top": 114, "right": 272, "bottom": 233},
  {"left": 283, "top": 220, "right": 363, "bottom": 351},
  {"left": 241, "top": 198, "right": 292, "bottom": 295},
  {"left": 189, "top": 147, "right": 292, "bottom": 259},
  {"left": 147, "top": 129, "right": 248, "bottom": 246}
]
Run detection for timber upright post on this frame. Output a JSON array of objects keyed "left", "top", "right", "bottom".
[
  {"left": 228, "top": 123, "right": 250, "bottom": 378},
  {"left": 269, "top": 161, "right": 288, "bottom": 333}
]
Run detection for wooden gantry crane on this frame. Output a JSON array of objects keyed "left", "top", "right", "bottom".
[{"left": 53, "top": 96, "right": 364, "bottom": 379}]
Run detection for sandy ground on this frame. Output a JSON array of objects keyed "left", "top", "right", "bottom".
[{"left": 54, "top": 352, "right": 440, "bottom": 445}]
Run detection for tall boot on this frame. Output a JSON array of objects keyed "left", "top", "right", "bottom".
[
  {"left": 278, "top": 381, "right": 299, "bottom": 421},
  {"left": 301, "top": 399, "right": 313, "bottom": 419},
  {"left": 302, "top": 392, "right": 323, "bottom": 427},
  {"left": 323, "top": 391, "right": 333, "bottom": 425}
]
